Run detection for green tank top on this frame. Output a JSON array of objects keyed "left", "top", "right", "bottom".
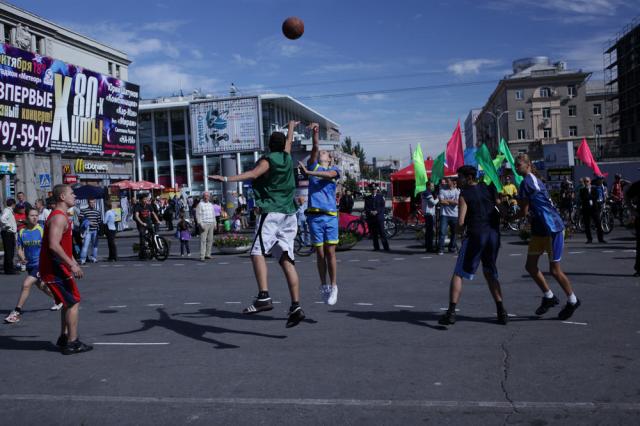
[{"left": 253, "top": 152, "right": 296, "bottom": 214}]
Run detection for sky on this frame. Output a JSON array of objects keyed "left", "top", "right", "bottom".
[{"left": 13, "top": 0, "right": 639, "bottom": 166}]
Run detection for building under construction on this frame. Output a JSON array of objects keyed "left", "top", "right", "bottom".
[{"left": 605, "top": 17, "right": 640, "bottom": 158}]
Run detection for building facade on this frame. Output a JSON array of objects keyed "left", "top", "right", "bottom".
[
  {"left": 0, "top": 3, "right": 136, "bottom": 203},
  {"left": 464, "top": 108, "right": 481, "bottom": 148},
  {"left": 605, "top": 18, "right": 640, "bottom": 158},
  {"left": 332, "top": 150, "right": 361, "bottom": 182},
  {"left": 138, "top": 94, "right": 340, "bottom": 196},
  {"left": 476, "top": 57, "right": 617, "bottom": 160}
]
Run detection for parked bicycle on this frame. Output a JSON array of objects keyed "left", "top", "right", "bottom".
[
  {"left": 294, "top": 229, "right": 314, "bottom": 257},
  {"left": 346, "top": 211, "right": 396, "bottom": 240}
]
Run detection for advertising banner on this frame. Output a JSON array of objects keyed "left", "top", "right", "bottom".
[
  {"left": 190, "top": 96, "right": 262, "bottom": 155},
  {"left": 0, "top": 43, "right": 139, "bottom": 156},
  {"left": 543, "top": 141, "right": 575, "bottom": 169}
]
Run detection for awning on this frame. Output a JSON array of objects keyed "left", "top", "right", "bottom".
[
  {"left": 111, "top": 180, "right": 165, "bottom": 190},
  {"left": 0, "top": 162, "right": 16, "bottom": 174},
  {"left": 390, "top": 160, "right": 456, "bottom": 182}
]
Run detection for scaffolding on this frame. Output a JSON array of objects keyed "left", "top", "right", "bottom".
[{"left": 604, "top": 16, "right": 640, "bottom": 157}]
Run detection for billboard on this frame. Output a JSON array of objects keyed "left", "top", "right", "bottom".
[
  {"left": 0, "top": 43, "right": 139, "bottom": 156},
  {"left": 543, "top": 141, "right": 575, "bottom": 169},
  {"left": 189, "top": 96, "right": 262, "bottom": 155}
]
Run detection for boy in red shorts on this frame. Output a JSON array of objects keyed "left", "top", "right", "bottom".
[{"left": 40, "top": 184, "right": 92, "bottom": 355}]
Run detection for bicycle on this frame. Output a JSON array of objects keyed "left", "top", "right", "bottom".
[
  {"left": 345, "top": 212, "right": 396, "bottom": 240},
  {"left": 294, "top": 229, "right": 314, "bottom": 257},
  {"left": 140, "top": 227, "right": 170, "bottom": 261}
]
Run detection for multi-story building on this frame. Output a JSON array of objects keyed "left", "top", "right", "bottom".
[
  {"left": 476, "top": 57, "right": 616, "bottom": 160},
  {"left": 0, "top": 3, "right": 137, "bottom": 202},
  {"left": 464, "top": 108, "right": 481, "bottom": 148},
  {"left": 332, "top": 150, "right": 361, "bottom": 182},
  {"left": 605, "top": 17, "right": 640, "bottom": 158},
  {"left": 137, "top": 93, "right": 340, "bottom": 196}
]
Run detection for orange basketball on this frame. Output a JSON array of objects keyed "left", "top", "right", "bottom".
[{"left": 282, "top": 17, "right": 304, "bottom": 40}]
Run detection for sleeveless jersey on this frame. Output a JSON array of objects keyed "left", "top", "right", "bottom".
[{"left": 39, "top": 209, "right": 73, "bottom": 282}]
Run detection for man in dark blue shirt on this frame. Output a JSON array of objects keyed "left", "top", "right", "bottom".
[{"left": 364, "top": 185, "right": 389, "bottom": 251}]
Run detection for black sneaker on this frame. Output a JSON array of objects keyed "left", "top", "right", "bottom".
[
  {"left": 497, "top": 310, "right": 509, "bottom": 325},
  {"left": 558, "top": 299, "right": 581, "bottom": 321},
  {"left": 438, "top": 310, "right": 456, "bottom": 325},
  {"left": 535, "top": 296, "right": 559, "bottom": 315},
  {"left": 55, "top": 334, "right": 68, "bottom": 348},
  {"left": 242, "top": 297, "right": 273, "bottom": 314},
  {"left": 286, "top": 306, "right": 305, "bottom": 328},
  {"left": 62, "top": 339, "right": 93, "bottom": 355}
]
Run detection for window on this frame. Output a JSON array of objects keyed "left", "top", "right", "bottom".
[
  {"left": 516, "top": 109, "right": 524, "bottom": 121},
  {"left": 515, "top": 89, "right": 524, "bottom": 100},
  {"left": 3, "top": 25, "right": 14, "bottom": 44},
  {"left": 540, "top": 87, "right": 551, "bottom": 98},
  {"left": 542, "top": 108, "right": 551, "bottom": 118},
  {"left": 115, "top": 64, "right": 121, "bottom": 79},
  {"left": 35, "top": 35, "right": 45, "bottom": 54},
  {"left": 517, "top": 129, "right": 526, "bottom": 140},
  {"left": 568, "top": 85, "right": 577, "bottom": 97},
  {"left": 543, "top": 128, "right": 552, "bottom": 138},
  {"left": 154, "top": 111, "right": 168, "bottom": 137},
  {"left": 593, "top": 104, "right": 602, "bottom": 115},
  {"left": 569, "top": 126, "right": 578, "bottom": 136},
  {"left": 595, "top": 124, "right": 602, "bottom": 135},
  {"left": 108, "top": 62, "right": 113, "bottom": 76},
  {"left": 568, "top": 105, "right": 577, "bottom": 117},
  {"left": 155, "top": 140, "right": 170, "bottom": 161}
]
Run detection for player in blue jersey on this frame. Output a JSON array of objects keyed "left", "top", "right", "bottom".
[
  {"left": 4, "top": 208, "right": 61, "bottom": 324},
  {"left": 515, "top": 154, "right": 580, "bottom": 320},
  {"left": 298, "top": 122, "right": 341, "bottom": 305}
]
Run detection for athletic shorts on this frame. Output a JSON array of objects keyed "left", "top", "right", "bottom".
[
  {"left": 44, "top": 275, "right": 81, "bottom": 307},
  {"left": 251, "top": 212, "right": 297, "bottom": 261},
  {"left": 26, "top": 266, "right": 39, "bottom": 279},
  {"left": 454, "top": 230, "right": 500, "bottom": 280},
  {"left": 528, "top": 231, "right": 564, "bottom": 262},
  {"left": 307, "top": 214, "right": 339, "bottom": 246}
]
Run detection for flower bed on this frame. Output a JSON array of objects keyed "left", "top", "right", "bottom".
[{"left": 214, "top": 233, "right": 252, "bottom": 254}]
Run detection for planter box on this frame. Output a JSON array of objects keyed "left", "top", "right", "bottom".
[{"left": 217, "top": 245, "right": 251, "bottom": 254}]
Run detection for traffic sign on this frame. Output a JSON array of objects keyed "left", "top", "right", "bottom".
[{"left": 39, "top": 173, "right": 51, "bottom": 189}]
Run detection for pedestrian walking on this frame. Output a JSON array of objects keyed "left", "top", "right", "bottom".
[
  {"left": 196, "top": 191, "right": 216, "bottom": 261},
  {"left": 438, "top": 178, "right": 460, "bottom": 255},
  {"left": 4, "top": 207, "right": 62, "bottom": 324},
  {"left": 298, "top": 122, "right": 341, "bottom": 305},
  {"left": 364, "top": 185, "right": 389, "bottom": 251},
  {"left": 79, "top": 198, "right": 102, "bottom": 264},
  {"left": 104, "top": 202, "right": 118, "bottom": 262},
  {"left": 515, "top": 154, "right": 580, "bottom": 320},
  {"left": 439, "top": 166, "right": 507, "bottom": 326},
  {"left": 40, "top": 184, "right": 92, "bottom": 355},
  {"left": 209, "top": 120, "right": 305, "bottom": 328},
  {"left": 1, "top": 198, "right": 18, "bottom": 274},
  {"left": 579, "top": 177, "right": 606, "bottom": 243},
  {"left": 421, "top": 182, "right": 438, "bottom": 252}
]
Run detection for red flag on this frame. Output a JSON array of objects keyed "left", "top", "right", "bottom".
[
  {"left": 576, "top": 138, "right": 607, "bottom": 177},
  {"left": 445, "top": 120, "right": 464, "bottom": 173}
]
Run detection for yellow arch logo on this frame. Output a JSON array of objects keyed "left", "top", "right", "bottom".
[{"left": 75, "top": 158, "right": 85, "bottom": 173}]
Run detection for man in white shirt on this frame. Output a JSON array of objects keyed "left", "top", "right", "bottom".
[
  {"left": 196, "top": 191, "right": 217, "bottom": 261},
  {"left": 1, "top": 198, "right": 18, "bottom": 274},
  {"left": 438, "top": 178, "right": 461, "bottom": 255}
]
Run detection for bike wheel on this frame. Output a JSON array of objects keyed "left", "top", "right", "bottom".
[
  {"left": 601, "top": 210, "right": 614, "bottom": 234},
  {"left": 346, "top": 219, "right": 366, "bottom": 240},
  {"left": 295, "top": 231, "right": 315, "bottom": 257},
  {"left": 154, "top": 236, "right": 170, "bottom": 261},
  {"left": 384, "top": 218, "right": 398, "bottom": 239}
]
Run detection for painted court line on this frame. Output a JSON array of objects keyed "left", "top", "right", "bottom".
[
  {"left": 174, "top": 263, "right": 185, "bottom": 266},
  {"left": 562, "top": 321, "right": 588, "bottom": 326},
  {"left": 509, "top": 254, "right": 522, "bottom": 257},
  {"left": 314, "top": 301, "right": 325, "bottom": 304},
  {"left": 440, "top": 308, "right": 460, "bottom": 312},
  {"left": 225, "top": 302, "right": 241, "bottom": 304},
  {"left": 368, "top": 259, "right": 380, "bottom": 262},
  {"left": 3, "top": 395, "right": 638, "bottom": 411},
  {"left": 348, "top": 259, "right": 360, "bottom": 262},
  {"left": 355, "top": 303, "right": 373, "bottom": 306},
  {"left": 92, "top": 343, "right": 170, "bottom": 346},
  {"left": 624, "top": 249, "right": 637, "bottom": 253},
  {"left": 184, "top": 302, "right": 201, "bottom": 305},
  {"left": 568, "top": 251, "right": 584, "bottom": 254},
  {"left": 108, "top": 305, "right": 127, "bottom": 308},
  {"left": 218, "top": 262, "right": 230, "bottom": 265},
  {"left": 602, "top": 250, "right": 615, "bottom": 253},
  {"left": 421, "top": 256, "right": 432, "bottom": 259},
  {"left": 146, "top": 304, "right": 164, "bottom": 307},
  {"left": 394, "top": 305, "right": 415, "bottom": 308},
  {"left": 393, "top": 258, "right": 405, "bottom": 261}
]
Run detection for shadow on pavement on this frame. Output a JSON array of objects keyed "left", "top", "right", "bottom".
[
  {"left": 174, "top": 308, "right": 318, "bottom": 326},
  {"left": 0, "top": 335, "right": 59, "bottom": 352},
  {"left": 104, "top": 308, "right": 287, "bottom": 349}
]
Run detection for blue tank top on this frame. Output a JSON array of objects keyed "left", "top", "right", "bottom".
[{"left": 460, "top": 183, "right": 499, "bottom": 234}]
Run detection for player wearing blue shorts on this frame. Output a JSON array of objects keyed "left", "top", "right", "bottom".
[
  {"left": 439, "top": 166, "right": 508, "bottom": 326},
  {"left": 515, "top": 154, "right": 580, "bottom": 320},
  {"left": 4, "top": 208, "right": 61, "bottom": 324},
  {"left": 298, "top": 122, "right": 341, "bottom": 305}
]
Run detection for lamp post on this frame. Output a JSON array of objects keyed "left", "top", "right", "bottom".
[
  {"left": 588, "top": 117, "right": 603, "bottom": 160},
  {"left": 483, "top": 109, "right": 509, "bottom": 149}
]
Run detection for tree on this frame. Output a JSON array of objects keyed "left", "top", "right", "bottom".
[
  {"left": 343, "top": 173, "right": 357, "bottom": 194},
  {"left": 341, "top": 136, "right": 354, "bottom": 154}
]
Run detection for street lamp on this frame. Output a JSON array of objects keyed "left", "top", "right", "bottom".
[
  {"left": 483, "top": 109, "right": 509, "bottom": 148},
  {"left": 588, "top": 117, "right": 603, "bottom": 160}
]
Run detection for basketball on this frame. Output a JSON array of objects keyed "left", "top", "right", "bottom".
[{"left": 282, "top": 17, "right": 304, "bottom": 40}]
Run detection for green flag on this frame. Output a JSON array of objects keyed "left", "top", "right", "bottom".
[
  {"left": 431, "top": 151, "right": 445, "bottom": 185},
  {"left": 484, "top": 154, "right": 505, "bottom": 186},
  {"left": 499, "top": 138, "right": 523, "bottom": 186},
  {"left": 476, "top": 144, "right": 503, "bottom": 192},
  {"left": 413, "top": 144, "right": 428, "bottom": 196}
]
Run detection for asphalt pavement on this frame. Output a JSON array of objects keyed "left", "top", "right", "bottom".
[{"left": 0, "top": 227, "right": 639, "bottom": 425}]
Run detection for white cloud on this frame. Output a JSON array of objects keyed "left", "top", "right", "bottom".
[
  {"left": 191, "top": 49, "right": 204, "bottom": 60},
  {"left": 130, "top": 63, "right": 220, "bottom": 97},
  {"left": 483, "top": 0, "right": 630, "bottom": 22},
  {"left": 140, "top": 20, "right": 187, "bottom": 33},
  {"left": 447, "top": 59, "right": 500, "bottom": 75},
  {"left": 553, "top": 34, "right": 613, "bottom": 74},
  {"left": 356, "top": 94, "right": 387, "bottom": 103},
  {"left": 306, "top": 61, "right": 386, "bottom": 75},
  {"left": 232, "top": 53, "right": 258, "bottom": 66}
]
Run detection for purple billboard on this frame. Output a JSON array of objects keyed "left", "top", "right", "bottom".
[{"left": 0, "top": 43, "right": 139, "bottom": 156}]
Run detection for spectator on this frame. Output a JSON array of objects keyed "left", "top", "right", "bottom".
[
  {"left": 104, "top": 202, "right": 118, "bottom": 262},
  {"left": 296, "top": 196, "right": 310, "bottom": 245},
  {"left": 177, "top": 214, "right": 192, "bottom": 256},
  {"left": 438, "top": 178, "right": 460, "bottom": 255},
  {"left": 213, "top": 198, "right": 222, "bottom": 232},
  {"left": 80, "top": 198, "right": 102, "bottom": 264},
  {"left": 14, "top": 205, "right": 27, "bottom": 232},
  {"left": 134, "top": 195, "right": 160, "bottom": 260},
  {"left": 15, "top": 192, "right": 32, "bottom": 212},
  {"left": 421, "top": 182, "right": 439, "bottom": 253},
  {"left": 1, "top": 198, "right": 18, "bottom": 274},
  {"left": 36, "top": 199, "right": 51, "bottom": 228},
  {"left": 196, "top": 191, "right": 216, "bottom": 261},
  {"left": 232, "top": 207, "right": 243, "bottom": 232},
  {"left": 339, "top": 190, "right": 354, "bottom": 214},
  {"left": 364, "top": 185, "right": 389, "bottom": 251},
  {"left": 579, "top": 177, "right": 605, "bottom": 244}
]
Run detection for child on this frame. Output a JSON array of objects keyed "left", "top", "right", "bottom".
[
  {"left": 232, "top": 207, "right": 243, "bottom": 232},
  {"left": 177, "top": 214, "right": 191, "bottom": 256}
]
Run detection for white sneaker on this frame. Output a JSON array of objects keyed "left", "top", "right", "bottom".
[
  {"left": 50, "top": 302, "right": 63, "bottom": 311},
  {"left": 319, "top": 285, "right": 331, "bottom": 303},
  {"left": 4, "top": 310, "right": 21, "bottom": 323},
  {"left": 328, "top": 285, "right": 338, "bottom": 306}
]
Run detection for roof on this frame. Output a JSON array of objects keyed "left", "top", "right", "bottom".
[
  {"left": 390, "top": 160, "right": 456, "bottom": 181},
  {"left": 260, "top": 94, "right": 340, "bottom": 130}
]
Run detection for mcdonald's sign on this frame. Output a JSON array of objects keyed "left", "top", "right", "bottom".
[
  {"left": 74, "top": 158, "right": 108, "bottom": 173},
  {"left": 62, "top": 165, "right": 71, "bottom": 174}
]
